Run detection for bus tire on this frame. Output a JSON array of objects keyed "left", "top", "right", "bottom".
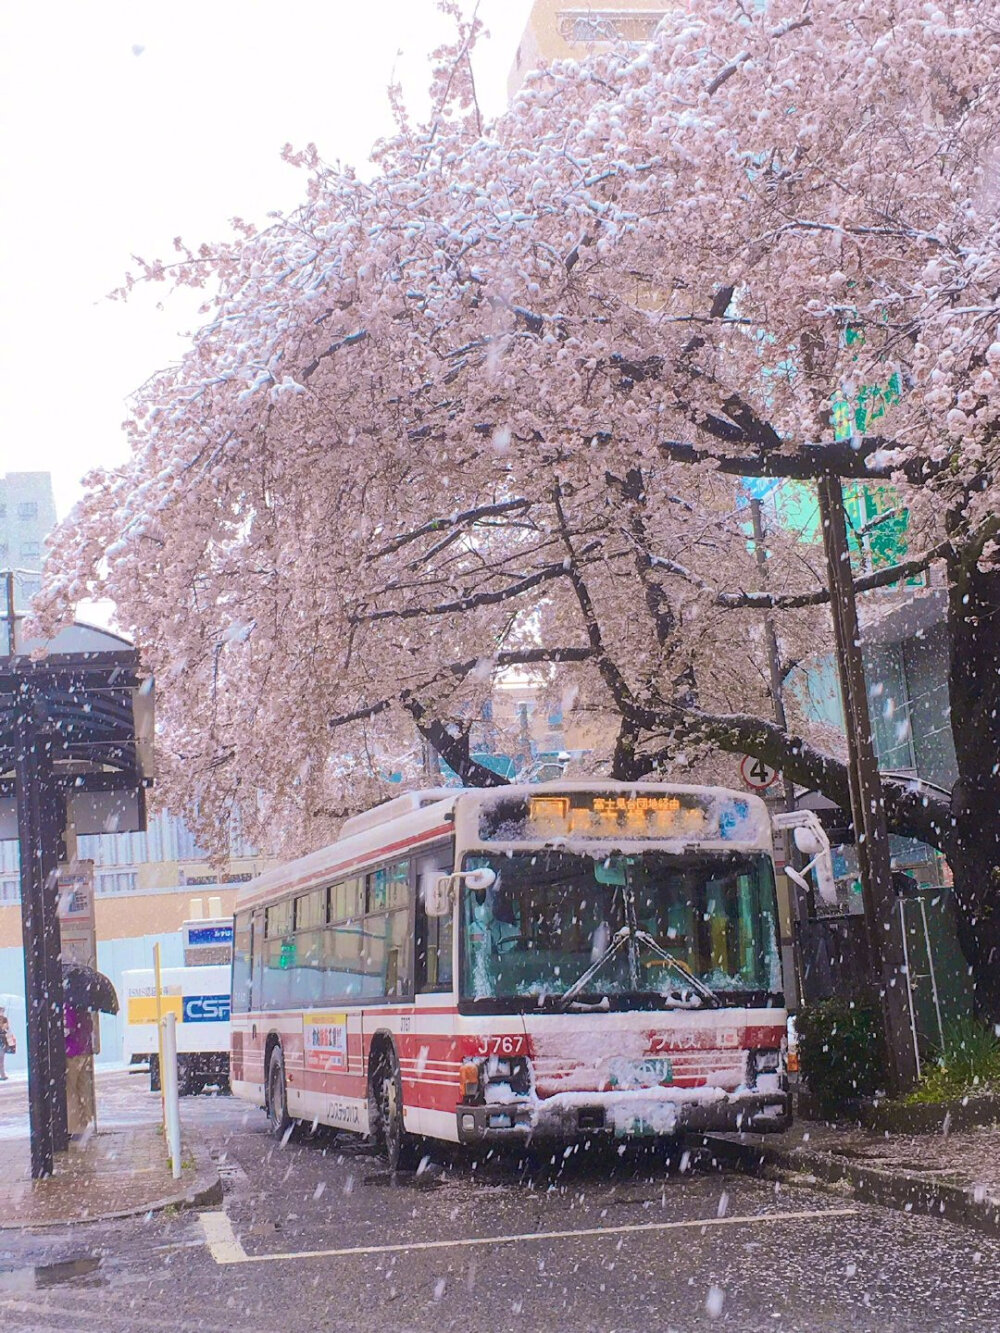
[
  {"left": 266, "top": 1044, "right": 294, "bottom": 1139},
  {"left": 149, "top": 1055, "right": 160, "bottom": 1093},
  {"left": 373, "top": 1043, "right": 420, "bottom": 1172},
  {"left": 177, "top": 1056, "right": 195, "bottom": 1097}
]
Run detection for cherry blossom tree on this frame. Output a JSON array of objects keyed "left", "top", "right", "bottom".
[{"left": 35, "top": 0, "right": 1000, "bottom": 1013}]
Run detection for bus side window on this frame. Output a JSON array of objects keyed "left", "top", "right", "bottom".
[
  {"left": 250, "top": 909, "right": 264, "bottom": 1010},
  {"left": 363, "top": 860, "right": 412, "bottom": 999},
  {"left": 263, "top": 899, "right": 294, "bottom": 1009},
  {"left": 232, "top": 911, "right": 252, "bottom": 1012},
  {"left": 416, "top": 850, "right": 454, "bottom": 993}
]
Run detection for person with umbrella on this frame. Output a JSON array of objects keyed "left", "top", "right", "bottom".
[
  {"left": 64, "top": 1001, "right": 95, "bottom": 1133},
  {"left": 62, "top": 963, "right": 118, "bottom": 1136},
  {"left": 0, "top": 1004, "right": 14, "bottom": 1080}
]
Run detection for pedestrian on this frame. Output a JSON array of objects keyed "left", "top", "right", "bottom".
[
  {"left": 0, "top": 1005, "right": 13, "bottom": 1079},
  {"left": 64, "top": 1003, "right": 95, "bottom": 1134}
]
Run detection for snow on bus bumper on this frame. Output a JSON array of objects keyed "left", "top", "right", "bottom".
[{"left": 455, "top": 1086, "right": 792, "bottom": 1142}]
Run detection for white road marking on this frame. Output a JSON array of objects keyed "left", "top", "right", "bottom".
[
  {"left": 199, "top": 1205, "right": 859, "bottom": 1266},
  {"left": 200, "top": 1210, "right": 251, "bottom": 1264}
]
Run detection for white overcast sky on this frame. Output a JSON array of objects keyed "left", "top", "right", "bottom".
[{"left": 0, "top": 0, "right": 534, "bottom": 518}]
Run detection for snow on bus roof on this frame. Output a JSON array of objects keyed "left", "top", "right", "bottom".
[
  {"left": 236, "top": 787, "right": 460, "bottom": 910},
  {"left": 236, "top": 781, "right": 770, "bottom": 912},
  {"left": 338, "top": 787, "right": 456, "bottom": 839}
]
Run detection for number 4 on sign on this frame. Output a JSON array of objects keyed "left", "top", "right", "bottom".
[{"left": 739, "top": 755, "right": 779, "bottom": 791}]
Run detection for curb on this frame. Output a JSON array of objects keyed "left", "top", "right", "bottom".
[
  {"left": 696, "top": 1132, "right": 1000, "bottom": 1239},
  {"left": 1, "top": 1139, "right": 222, "bottom": 1231},
  {"left": 858, "top": 1094, "right": 1000, "bottom": 1135}
]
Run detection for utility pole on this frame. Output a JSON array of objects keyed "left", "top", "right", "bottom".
[
  {"left": 749, "top": 500, "right": 796, "bottom": 808},
  {"left": 816, "top": 475, "right": 918, "bottom": 1093},
  {"left": 750, "top": 497, "right": 810, "bottom": 1009}
]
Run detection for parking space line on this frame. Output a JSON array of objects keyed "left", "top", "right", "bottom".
[
  {"left": 199, "top": 1205, "right": 858, "bottom": 1266},
  {"left": 201, "top": 1210, "right": 250, "bottom": 1264}
]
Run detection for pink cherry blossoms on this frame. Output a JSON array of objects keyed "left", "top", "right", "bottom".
[{"left": 32, "top": 0, "right": 1000, "bottom": 864}]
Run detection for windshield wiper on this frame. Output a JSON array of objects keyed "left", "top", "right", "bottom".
[
  {"left": 557, "top": 926, "right": 721, "bottom": 1010},
  {"left": 631, "top": 930, "right": 721, "bottom": 1007}
]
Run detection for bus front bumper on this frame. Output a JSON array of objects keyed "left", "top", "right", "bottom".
[{"left": 455, "top": 1090, "right": 792, "bottom": 1143}]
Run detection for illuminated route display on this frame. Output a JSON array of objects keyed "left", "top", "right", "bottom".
[{"left": 475, "top": 789, "right": 758, "bottom": 843}]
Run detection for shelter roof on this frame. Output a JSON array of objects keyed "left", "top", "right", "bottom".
[{"left": 0, "top": 611, "right": 152, "bottom": 800}]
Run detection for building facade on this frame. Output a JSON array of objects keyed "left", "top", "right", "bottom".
[
  {"left": 0, "top": 471, "right": 57, "bottom": 609},
  {"left": 509, "top": 1, "right": 670, "bottom": 96}
]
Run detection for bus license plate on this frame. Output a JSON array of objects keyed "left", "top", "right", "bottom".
[{"left": 607, "top": 1057, "right": 673, "bottom": 1089}]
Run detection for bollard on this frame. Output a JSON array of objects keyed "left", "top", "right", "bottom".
[{"left": 161, "top": 1011, "right": 182, "bottom": 1179}]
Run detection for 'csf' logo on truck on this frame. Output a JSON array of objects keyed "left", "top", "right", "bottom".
[{"left": 183, "top": 994, "right": 231, "bottom": 1023}]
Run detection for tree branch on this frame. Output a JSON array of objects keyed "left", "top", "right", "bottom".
[
  {"left": 552, "top": 484, "right": 640, "bottom": 714},
  {"left": 403, "top": 700, "right": 509, "bottom": 787},
  {"left": 635, "top": 708, "right": 951, "bottom": 848},
  {"left": 327, "top": 645, "right": 596, "bottom": 729},
  {"left": 369, "top": 498, "right": 531, "bottom": 561},
  {"left": 353, "top": 543, "right": 602, "bottom": 623},
  {"left": 716, "top": 543, "right": 950, "bottom": 609},
  {"left": 659, "top": 437, "right": 948, "bottom": 484}
]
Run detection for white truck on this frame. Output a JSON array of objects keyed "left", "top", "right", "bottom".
[{"left": 121, "top": 918, "right": 233, "bottom": 1095}]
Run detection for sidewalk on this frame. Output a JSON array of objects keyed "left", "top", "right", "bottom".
[
  {"left": 0, "top": 1083, "right": 221, "bottom": 1229},
  {"left": 704, "top": 1107, "right": 1000, "bottom": 1237}
]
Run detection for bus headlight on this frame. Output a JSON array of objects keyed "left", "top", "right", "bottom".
[
  {"left": 753, "top": 1049, "right": 782, "bottom": 1073},
  {"left": 485, "top": 1054, "right": 531, "bottom": 1096},
  {"left": 748, "top": 1048, "right": 785, "bottom": 1090},
  {"left": 460, "top": 1061, "right": 482, "bottom": 1103},
  {"left": 462, "top": 1054, "right": 532, "bottom": 1105}
]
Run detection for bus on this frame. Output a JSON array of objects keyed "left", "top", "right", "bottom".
[
  {"left": 123, "top": 917, "right": 233, "bottom": 1095},
  {"left": 230, "top": 782, "right": 791, "bottom": 1166}
]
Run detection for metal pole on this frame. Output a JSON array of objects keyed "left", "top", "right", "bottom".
[
  {"left": 817, "top": 474, "right": 918, "bottom": 1092},
  {"left": 14, "top": 683, "right": 67, "bottom": 1175},
  {"left": 918, "top": 897, "right": 946, "bottom": 1051},
  {"left": 750, "top": 497, "right": 808, "bottom": 1008},
  {"left": 898, "top": 899, "right": 921, "bottom": 1077},
  {"left": 162, "top": 1011, "right": 182, "bottom": 1179},
  {"left": 749, "top": 501, "right": 792, "bottom": 757},
  {"left": 41, "top": 790, "right": 68, "bottom": 1153},
  {"left": 153, "top": 943, "right": 166, "bottom": 1125},
  {"left": 2, "top": 571, "right": 15, "bottom": 655}
]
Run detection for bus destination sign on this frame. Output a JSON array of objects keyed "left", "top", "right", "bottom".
[{"left": 477, "top": 791, "right": 742, "bottom": 843}]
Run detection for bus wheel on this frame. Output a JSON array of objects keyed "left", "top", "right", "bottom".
[
  {"left": 375, "top": 1044, "right": 420, "bottom": 1172},
  {"left": 266, "top": 1045, "right": 294, "bottom": 1139},
  {"left": 177, "top": 1057, "right": 195, "bottom": 1097}
]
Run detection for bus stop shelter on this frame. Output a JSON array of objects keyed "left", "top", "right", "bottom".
[{"left": 0, "top": 576, "right": 152, "bottom": 1176}]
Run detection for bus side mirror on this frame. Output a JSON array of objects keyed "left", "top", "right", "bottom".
[
  {"left": 810, "top": 850, "right": 838, "bottom": 906},
  {"left": 793, "top": 826, "right": 823, "bottom": 857},
  {"left": 423, "top": 874, "right": 454, "bottom": 918},
  {"left": 464, "top": 867, "right": 496, "bottom": 893},
  {"left": 774, "top": 811, "right": 838, "bottom": 906}
]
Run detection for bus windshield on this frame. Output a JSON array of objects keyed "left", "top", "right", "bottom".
[{"left": 460, "top": 849, "right": 781, "bottom": 1011}]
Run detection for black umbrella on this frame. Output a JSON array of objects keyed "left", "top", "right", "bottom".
[{"left": 61, "top": 963, "right": 119, "bottom": 1015}]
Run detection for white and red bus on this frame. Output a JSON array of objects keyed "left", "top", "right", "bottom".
[{"left": 230, "top": 782, "right": 790, "bottom": 1166}]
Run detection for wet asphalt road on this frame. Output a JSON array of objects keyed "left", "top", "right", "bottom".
[{"left": 2, "top": 1072, "right": 1000, "bottom": 1332}]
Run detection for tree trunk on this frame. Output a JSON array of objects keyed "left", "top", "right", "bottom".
[{"left": 945, "top": 552, "right": 1000, "bottom": 1021}]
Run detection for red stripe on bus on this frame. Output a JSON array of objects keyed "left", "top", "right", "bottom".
[{"left": 239, "top": 822, "right": 455, "bottom": 908}]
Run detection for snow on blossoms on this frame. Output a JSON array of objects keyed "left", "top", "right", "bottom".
[{"left": 28, "top": 2, "right": 1000, "bottom": 1016}]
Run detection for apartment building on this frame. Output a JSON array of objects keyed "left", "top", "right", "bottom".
[
  {"left": 0, "top": 471, "right": 57, "bottom": 609},
  {"left": 509, "top": 1, "right": 669, "bottom": 97}
]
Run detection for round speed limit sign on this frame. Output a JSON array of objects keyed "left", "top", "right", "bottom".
[{"left": 739, "top": 754, "right": 780, "bottom": 791}]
